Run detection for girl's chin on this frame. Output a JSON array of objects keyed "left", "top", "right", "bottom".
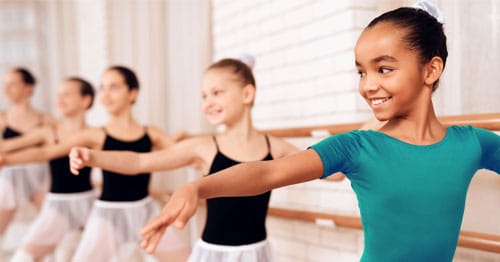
[
  {"left": 373, "top": 112, "right": 392, "bottom": 122},
  {"left": 207, "top": 119, "right": 224, "bottom": 125}
]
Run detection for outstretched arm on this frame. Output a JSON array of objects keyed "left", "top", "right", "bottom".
[
  {"left": 70, "top": 136, "right": 205, "bottom": 175},
  {"left": 0, "top": 126, "right": 51, "bottom": 152},
  {"left": 140, "top": 149, "right": 324, "bottom": 253},
  {"left": 0, "top": 128, "right": 101, "bottom": 166}
]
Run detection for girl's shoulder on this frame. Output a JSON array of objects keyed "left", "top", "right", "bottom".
[
  {"left": 145, "top": 125, "right": 164, "bottom": 135},
  {"left": 178, "top": 134, "right": 219, "bottom": 166},
  {"left": 266, "top": 135, "right": 300, "bottom": 158},
  {"left": 186, "top": 134, "right": 218, "bottom": 147},
  {"left": 76, "top": 126, "right": 107, "bottom": 149},
  {"left": 144, "top": 125, "right": 169, "bottom": 141},
  {"left": 76, "top": 126, "right": 107, "bottom": 141},
  {"left": 184, "top": 134, "right": 219, "bottom": 152}
]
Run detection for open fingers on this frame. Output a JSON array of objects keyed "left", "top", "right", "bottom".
[{"left": 142, "top": 226, "right": 167, "bottom": 254}]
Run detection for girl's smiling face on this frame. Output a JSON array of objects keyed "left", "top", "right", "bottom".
[
  {"left": 355, "top": 22, "right": 432, "bottom": 121},
  {"left": 201, "top": 68, "right": 254, "bottom": 126}
]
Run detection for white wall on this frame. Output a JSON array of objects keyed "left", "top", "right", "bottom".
[
  {"left": 211, "top": 0, "right": 500, "bottom": 261},
  {"left": 212, "top": 0, "right": 376, "bottom": 129}
]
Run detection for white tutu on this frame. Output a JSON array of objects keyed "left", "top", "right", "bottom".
[
  {"left": 0, "top": 163, "right": 50, "bottom": 209},
  {"left": 189, "top": 239, "right": 273, "bottom": 262},
  {"left": 72, "top": 197, "right": 189, "bottom": 262},
  {"left": 20, "top": 191, "right": 96, "bottom": 247}
]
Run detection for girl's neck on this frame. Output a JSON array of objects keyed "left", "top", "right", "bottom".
[
  {"left": 9, "top": 101, "right": 34, "bottom": 114},
  {"left": 222, "top": 111, "right": 259, "bottom": 141},
  {"left": 381, "top": 102, "right": 446, "bottom": 144},
  {"left": 60, "top": 112, "right": 87, "bottom": 131},
  {"left": 107, "top": 108, "right": 138, "bottom": 129}
]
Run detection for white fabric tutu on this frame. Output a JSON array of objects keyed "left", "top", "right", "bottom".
[
  {"left": 189, "top": 239, "right": 273, "bottom": 262},
  {"left": 20, "top": 190, "right": 96, "bottom": 247},
  {"left": 0, "top": 163, "right": 50, "bottom": 209},
  {"left": 72, "top": 197, "right": 189, "bottom": 262}
]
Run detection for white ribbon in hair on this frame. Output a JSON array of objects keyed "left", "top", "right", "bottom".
[
  {"left": 233, "top": 53, "right": 255, "bottom": 69},
  {"left": 413, "top": 0, "right": 445, "bottom": 24}
]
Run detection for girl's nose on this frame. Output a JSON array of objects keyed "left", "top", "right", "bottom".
[{"left": 361, "top": 75, "right": 380, "bottom": 93}]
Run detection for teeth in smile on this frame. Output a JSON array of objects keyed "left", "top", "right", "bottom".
[{"left": 371, "top": 97, "right": 391, "bottom": 105}]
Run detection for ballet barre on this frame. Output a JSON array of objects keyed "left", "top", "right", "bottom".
[{"left": 265, "top": 113, "right": 500, "bottom": 137}]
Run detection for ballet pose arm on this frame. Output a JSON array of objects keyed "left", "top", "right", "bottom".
[
  {"left": 69, "top": 135, "right": 207, "bottom": 175},
  {"left": 140, "top": 148, "right": 324, "bottom": 253},
  {"left": 0, "top": 126, "right": 52, "bottom": 152},
  {"left": 0, "top": 128, "right": 102, "bottom": 166}
]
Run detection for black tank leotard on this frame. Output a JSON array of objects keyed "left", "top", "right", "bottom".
[
  {"left": 99, "top": 128, "right": 152, "bottom": 201},
  {"left": 201, "top": 136, "right": 273, "bottom": 246},
  {"left": 49, "top": 128, "right": 92, "bottom": 193}
]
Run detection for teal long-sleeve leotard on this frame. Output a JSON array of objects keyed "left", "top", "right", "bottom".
[{"left": 310, "top": 125, "right": 500, "bottom": 262}]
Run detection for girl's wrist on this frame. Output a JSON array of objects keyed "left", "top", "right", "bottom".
[
  {"left": 87, "top": 149, "right": 95, "bottom": 166},
  {"left": 188, "top": 180, "right": 202, "bottom": 198}
]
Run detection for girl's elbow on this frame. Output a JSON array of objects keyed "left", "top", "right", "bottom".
[{"left": 260, "top": 164, "right": 284, "bottom": 191}]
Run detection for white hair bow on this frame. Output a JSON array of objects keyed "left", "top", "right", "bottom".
[
  {"left": 234, "top": 53, "right": 255, "bottom": 69},
  {"left": 413, "top": 0, "right": 445, "bottom": 24}
]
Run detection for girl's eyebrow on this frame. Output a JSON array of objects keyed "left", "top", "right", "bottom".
[
  {"left": 356, "top": 55, "right": 398, "bottom": 67},
  {"left": 371, "top": 55, "right": 397, "bottom": 64}
]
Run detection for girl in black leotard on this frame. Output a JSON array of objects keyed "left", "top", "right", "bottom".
[
  {"left": 2, "top": 77, "right": 95, "bottom": 261},
  {"left": 0, "top": 68, "right": 54, "bottom": 259},
  {"left": 70, "top": 57, "right": 300, "bottom": 262},
  {"left": 0, "top": 66, "right": 189, "bottom": 261}
]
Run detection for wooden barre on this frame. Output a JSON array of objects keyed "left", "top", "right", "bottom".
[
  {"left": 267, "top": 207, "right": 500, "bottom": 254},
  {"left": 264, "top": 113, "right": 500, "bottom": 137},
  {"left": 146, "top": 190, "right": 500, "bottom": 254}
]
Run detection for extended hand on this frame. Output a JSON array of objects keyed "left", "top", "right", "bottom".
[
  {"left": 69, "top": 147, "right": 90, "bottom": 175},
  {"left": 140, "top": 183, "right": 200, "bottom": 254}
]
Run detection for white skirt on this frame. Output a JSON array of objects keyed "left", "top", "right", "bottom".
[
  {"left": 189, "top": 239, "right": 273, "bottom": 262},
  {"left": 0, "top": 163, "right": 50, "bottom": 209},
  {"left": 72, "top": 197, "right": 189, "bottom": 262},
  {"left": 20, "top": 190, "right": 96, "bottom": 247}
]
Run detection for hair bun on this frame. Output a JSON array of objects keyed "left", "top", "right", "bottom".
[{"left": 413, "top": 0, "right": 445, "bottom": 23}]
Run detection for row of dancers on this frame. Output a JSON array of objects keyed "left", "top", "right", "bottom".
[
  {"left": 2, "top": 54, "right": 344, "bottom": 262},
  {"left": 0, "top": 60, "right": 348, "bottom": 262},
  {"left": 1, "top": 2, "right": 500, "bottom": 262},
  {"left": 0, "top": 66, "right": 192, "bottom": 261}
]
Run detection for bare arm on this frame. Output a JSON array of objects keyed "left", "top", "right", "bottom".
[
  {"left": 0, "top": 126, "right": 51, "bottom": 152},
  {"left": 140, "top": 149, "right": 324, "bottom": 253},
  {"left": 70, "top": 136, "right": 206, "bottom": 175},
  {"left": 197, "top": 149, "right": 322, "bottom": 197},
  {"left": 0, "top": 128, "right": 101, "bottom": 166},
  {"left": 269, "top": 136, "right": 300, "bottom": 158}
]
